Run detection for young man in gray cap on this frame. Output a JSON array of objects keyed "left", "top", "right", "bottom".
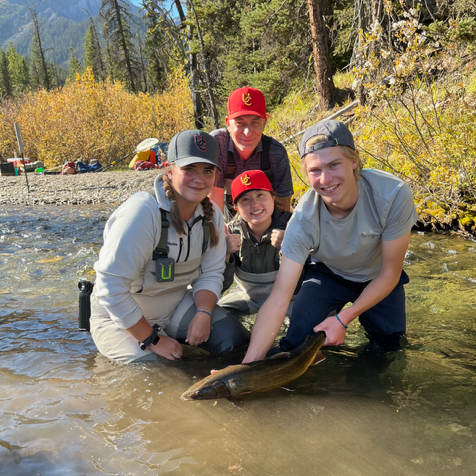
[
  {"left": 209, "top": 86, "right": 294, "bottom": 216},
  {"left": 241, "top": 120, "right": 418, "bottom": 363}
]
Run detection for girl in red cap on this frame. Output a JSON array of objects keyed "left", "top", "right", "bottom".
[{"left": 219, "top": 170, "right": 298, "bottom": 322}]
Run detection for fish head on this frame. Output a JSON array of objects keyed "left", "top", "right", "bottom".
[{"left": 180, "top": 378, "right": 231, "bottom": 401}]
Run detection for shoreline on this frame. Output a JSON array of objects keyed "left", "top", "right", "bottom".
[
  {"left": 0, "top": 170, "right": 162, "bottom": 206},
  {"left": 2, "top": 169, "right": 474, "bottom": 240}
]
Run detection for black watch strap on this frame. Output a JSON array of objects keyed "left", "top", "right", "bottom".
[{"left": 139, "top": 324, "right": 161, "bottom": 350}]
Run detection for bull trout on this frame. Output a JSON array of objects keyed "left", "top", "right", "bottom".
[{"left": 180, "top": 331, "right": 326, "bottom": 400}]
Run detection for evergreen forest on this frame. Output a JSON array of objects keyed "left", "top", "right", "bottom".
[{"left": 1, "top": 0, "right": 476, "bottom": 236}]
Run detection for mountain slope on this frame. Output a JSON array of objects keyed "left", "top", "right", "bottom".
[{"left": 0, "top": 0, "right": 141, "bottom": 69}]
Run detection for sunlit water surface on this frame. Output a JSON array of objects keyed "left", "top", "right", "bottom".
[{"left": 1, "top": 205, "right": 475, "bottom": 476}]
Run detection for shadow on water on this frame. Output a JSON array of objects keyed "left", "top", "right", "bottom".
[{"left": 1, "top": 205, "right": 476, "bottom": 475}]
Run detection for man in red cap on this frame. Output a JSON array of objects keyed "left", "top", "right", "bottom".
[{"left": 210, "top": 87, "right": 294, "bottom": 217}]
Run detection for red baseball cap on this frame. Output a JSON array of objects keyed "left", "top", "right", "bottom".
[
  {"left": 227, "top": 87, "right": 267, "bottom": 120},
  {"left": 231, "top": 170, "right": 274, "bottom": 203}
]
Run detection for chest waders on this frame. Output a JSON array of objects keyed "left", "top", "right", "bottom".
[{"left": 146, "top": 189, "right": 210, "bottom": 283}]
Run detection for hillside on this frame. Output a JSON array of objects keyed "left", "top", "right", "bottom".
[{"left": 0, "top": 0, "right": 139, "bottom": 68}]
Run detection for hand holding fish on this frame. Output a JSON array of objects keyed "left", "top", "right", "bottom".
[
  {"left": 181, "top": 331, "right": 326, "bottom": 400},
  {"left": 270, "top": 229, "right": 285, "bottom": 249},
  {"left": 314, "top": 314, "right": 349, "bottom": 346}
]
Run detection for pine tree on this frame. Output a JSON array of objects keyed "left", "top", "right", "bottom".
[
  {"left": 0, "top": 49, "right": 13, "bottom": 97},
  {"left": 68, "top": 42, "right": 83, "bottom": 81},
  {"left": 28, "top": 3, "right": 51, "bottom": 90},
  {"left": 136, "top": 31, "right": 148, "bottom": 92},
  {"left": 8, "top": 43, "right": 30, "bottom": 96},
  {"left": 100, "top": 0, "right": 138, "bottom": 92},
  {"left": 84, "top": 20, "right": 105, "bottom": 81},
  {"left": 144, "top": 18, "right": 167, "bottom": 93},
  {"left": 308, "top": 0, "right": 338, "bottom": 109}
]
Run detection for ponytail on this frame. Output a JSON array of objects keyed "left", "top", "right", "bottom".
[
  {"left": 162, "top": 172, "right": 185, "bottom": 235},
  {"left": 200, "top": 196, "right": 219, "bottom": 249}
]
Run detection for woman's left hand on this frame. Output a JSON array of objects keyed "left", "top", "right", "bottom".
[{"left": 186, "top": 312, "right": 211, "bottom": 346}]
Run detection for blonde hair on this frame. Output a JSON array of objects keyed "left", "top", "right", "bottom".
[
  {"left": 302, "top": 134, "right": 362, "bottom": 180},
  {"left": 162, "top": 170, "right": 219, "bottom": 248}
]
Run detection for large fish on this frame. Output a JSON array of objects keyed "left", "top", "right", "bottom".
[{"left": 180, "top": 331, "right": 326, "bottom": 400}]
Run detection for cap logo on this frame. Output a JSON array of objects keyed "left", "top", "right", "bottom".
[
  {"left": 242, "top": 93, "right": 252, "bottom": 107},
  {"left": 240, "top": 174, "right": 252, "bottom": 186},
  {"left": 194, "top": 134, "right": 207, "bottom": 152}
]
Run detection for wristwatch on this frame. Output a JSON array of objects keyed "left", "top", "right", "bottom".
[{"left": 138, "top": 324, "right": 161, "bottom": 350}]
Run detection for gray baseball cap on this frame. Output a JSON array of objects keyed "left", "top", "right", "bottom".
[
  {"left": 167, "top": 130, "right": 221, "bottom": 171},
  {"left": 300, "top": 120, "right": 355, "bottom": 158}
]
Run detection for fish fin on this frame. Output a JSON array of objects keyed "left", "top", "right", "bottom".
[
  {"left": 267, "top": 352, "right": 291, "bottom": 360},
  {"left": 327, "top": 310, "right": 337, "bottom": 317},
  {"left": 311, "top": 351, "right": 326, "bottom": 366}
]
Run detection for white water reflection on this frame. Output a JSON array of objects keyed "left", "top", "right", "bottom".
[{"left": 1, "top": 205, "right": 475, "bottom": 475}]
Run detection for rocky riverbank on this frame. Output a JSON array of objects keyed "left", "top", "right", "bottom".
[{"left": 0, "top": 170, "right": 162, "bottom": 206}]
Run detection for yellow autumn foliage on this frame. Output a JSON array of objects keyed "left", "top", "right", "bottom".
[{"left": 0, "top": 68, "right": 193, "bottom": 168}]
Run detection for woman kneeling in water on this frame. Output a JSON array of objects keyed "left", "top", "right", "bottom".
[{"left": 90, "top": 130, "right": 250, "bottom": 363}]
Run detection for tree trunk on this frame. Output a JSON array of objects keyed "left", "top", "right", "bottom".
[
  {"left": 307, "top": 0, "right": 337, "bottom": 110},
  {"left": 189, "top": 0, "right": 219, "bottom": 129},
  {"left": 174, "top": 0, "right": 202, "bottom": 129},
  {"left": 112, "top": 0, "right": 136, "bottom": 92},
  {"left": 28, "top": 3, "right": 50, "bottom": 90}
]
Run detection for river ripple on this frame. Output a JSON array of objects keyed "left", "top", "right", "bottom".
[{"left": 1, "top": 205, "right": 475, "bottom": 475}]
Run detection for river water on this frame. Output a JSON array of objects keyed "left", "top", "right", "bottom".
[{"left": 1, "top": 204, "right": 475, "bottom": 476}]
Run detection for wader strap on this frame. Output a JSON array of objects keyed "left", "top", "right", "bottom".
[
  {"left": 226, "top": 149, "right": 236, "bottom": 180},
  {"left": 202, "top": 218, "right": 210, "bottom": 254},
  {"left": 225, "top": 132, "right": 273, "bottom": 186},
  {"left": 261, "top": 135, "right": 272, "bottom": 184},
  {"left": 153, "top": 209, "right": 170, "bottom": 260},
  {"left": 146, "top": 188, "right": 208, "bottom": 259}
]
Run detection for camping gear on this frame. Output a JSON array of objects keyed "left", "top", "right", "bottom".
[
  {"left": 133, "top": 161, "right": 158, "bottom": 171},
  {"left": 1, "top": 162, "right": 15, "bottom": 176},
  {"left": 129, "top": 149, "right": 151, "bottom": 168},
  {"left": 150, "top": 142, "right": 168, "bottom": 165},
  {"left": 76, "top": 159, "right": 103, "bottom": 173},
  {"left": 102, "top": 138, "right": 160, "bottom": 172},
  {"left": 61, "top": 161, "right": 77, "bottom": 175}
]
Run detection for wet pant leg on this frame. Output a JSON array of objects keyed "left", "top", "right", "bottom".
[
  {"left": 280, "top": 262, "right": 409, "bottom": 350},
  {"left": 165, "top": 291, "right": 250, "bottom": 355},
  {"left": 280, "top": 262, "right": 355, "bottom": 350},
  {"left": 218, "top": 287, "right": 260, "bottom": 317},
  {"left": 358, "top": 271, "right": 409, "bottom": 348}
]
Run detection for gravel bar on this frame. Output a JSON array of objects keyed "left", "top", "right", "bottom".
[{"left": 1, "top": 170, "right": 163, "bottom": 206}]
